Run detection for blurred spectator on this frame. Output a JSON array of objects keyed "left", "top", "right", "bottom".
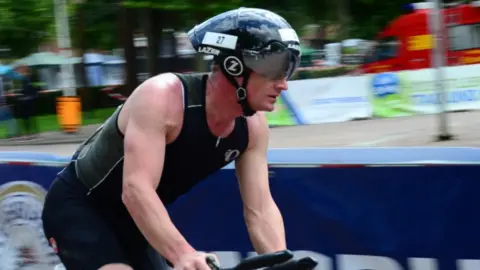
[
  {"left": 0, "top": 76, "right": 18, "bottom": 138},
  {"left": 15, "top": 65, "right": 38, "bottom": 138}
]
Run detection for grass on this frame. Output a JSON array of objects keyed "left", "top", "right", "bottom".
[{"left": 0, "top": 107, "right": 116, "bottom": 138}]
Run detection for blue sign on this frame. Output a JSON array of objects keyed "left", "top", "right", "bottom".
[{"left": 371, "top": 73, "right": 400, "bottom": 98}]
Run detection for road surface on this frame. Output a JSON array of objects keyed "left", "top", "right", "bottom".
[
  {"left": 0, "top": 144, "right": 79, "bottom": 156},
  {"left": 0, "top": 111, "right": 478, "bottom": 156},
  {"left": 268, "top": 111, "right": 480, "bottom": 148}
]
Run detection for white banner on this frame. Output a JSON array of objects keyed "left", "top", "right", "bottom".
[
  {"left": 284, "top": 76, "right": 372, "bottom": 124},
  {"left": 366, "top": 64, "right": 480, "bottom": 117}
]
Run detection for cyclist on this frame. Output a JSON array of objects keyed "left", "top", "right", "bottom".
[{"left": 41, "top": 7, "right": 301, "bottom": 270}]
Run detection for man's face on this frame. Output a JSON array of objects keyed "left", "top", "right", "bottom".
[{"left": 246, "top": 72, "right": 288, "bottom": 112}]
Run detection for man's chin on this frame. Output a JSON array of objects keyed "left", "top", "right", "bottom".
[
  {"left": 248, "top": 101, "right": 276, "bottom": 113},
  {"left": 257, "top": 104, "right": 275, "bottom": 112}
]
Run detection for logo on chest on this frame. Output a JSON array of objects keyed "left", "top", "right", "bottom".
[{"left": 224, "top": 149, "right": 240, "bottom": 163}]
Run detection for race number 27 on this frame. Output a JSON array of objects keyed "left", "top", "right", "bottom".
[{"left": 216, "top": 36, "right": 225, "bottom": 44}]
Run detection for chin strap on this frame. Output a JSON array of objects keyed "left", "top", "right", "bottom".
[{"left": 219, "top": 55, "right": 256, "bottom": 117}]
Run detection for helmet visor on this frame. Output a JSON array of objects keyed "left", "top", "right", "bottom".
[{"left": 242, "top": 41, "right": 301, "bottom": 80}]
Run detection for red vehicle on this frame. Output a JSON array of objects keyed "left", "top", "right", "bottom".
[{"left": 361, "top": 1, "right": 480, "bottom": 73}]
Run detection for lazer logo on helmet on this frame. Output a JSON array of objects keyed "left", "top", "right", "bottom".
[
  {"left": 223, "top": 56, "right": 244, "bottom": 76},
  {"left": 198, "top": 46, "right": 220, "bottom": 56}
]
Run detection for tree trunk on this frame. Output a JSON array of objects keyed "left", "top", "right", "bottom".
[
  {"left": 121, "top": 5, "right": 138, "bottom": 96},
  {"left": 336, "top": 0, "right": 351, "bottom": 64},
  {"left": 76, "top": 3, "right": 92, "bottom": 118},
  {"left": 143, "top": 8, "right": 159, "bottom": 78}
]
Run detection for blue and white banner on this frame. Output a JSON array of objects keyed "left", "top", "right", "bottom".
[
  {"left": 285, "top": 77, "right": 372, "bottom": 124},
  {"left": 168, "top": 148, "right": 480, "bottom": 270},
  {"left": 169, "top": 165, "right": 480, "bottom": 270},
  {"left": 366, "top": 65, "right": 480, "bottom": 118},
  {"left": 282, "top": 64, "right": 480, "bottom": 124},
  {"left": 0, "top": 148, "right": 479, "bottom": 270}
]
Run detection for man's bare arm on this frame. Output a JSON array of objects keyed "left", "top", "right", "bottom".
[
  {"left": 235, "top": 113, "right": 286, "bottom": 254},
  {"left": 121, "top": 75, "right": 195, "bottom": 265}
]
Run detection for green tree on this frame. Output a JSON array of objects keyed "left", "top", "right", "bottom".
[
  {"left": 0, "top": 0, "right": 55, "bottom": 58},
  {"left": 349, "top": 0, "right": 413, "bottom": 39},
  {"left": 72, "top": 0, "right": 419, "bottom": 55},
  {"left": 72, "top": 0, "right": 120, "bottom": 50}
]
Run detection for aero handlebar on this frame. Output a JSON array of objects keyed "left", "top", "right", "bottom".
[{"left": 206, "top": 250, "right": 318, "bottom": 270}]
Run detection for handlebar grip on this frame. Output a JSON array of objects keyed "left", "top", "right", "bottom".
[
  {"left": 206, "top": 256, "right": 220, "bottom": 270},
  {"left": 234, "top": 250, "right": 294, "bottom": 270},
  {"left": 264, "top": 257, "right": 318, "bottom": 270},
  {"left": 297, "top": 257, "right": 318, "bottom": 270}
]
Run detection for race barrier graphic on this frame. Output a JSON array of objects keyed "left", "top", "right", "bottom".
[
  {"left": 0, "top": 152, "right": 69, "bottom": 270},
  {"left": 278, "top": 64, "right": 480, "bottom": 124},
  {"left": 284, "top": 77, "right": 372, "bottom": 124},
  {"left": 0, "top": 148, "right": 479, "bottom": 270},
  {"left": 368, "top": 64, "right": 480, "bottom": 118}
]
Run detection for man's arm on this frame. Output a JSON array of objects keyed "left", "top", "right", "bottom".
[
  {"left": 235, "top": 112, "right": 286, "bottom": 254},
  {"left": 121, "top": 75, "right": 195, "bottom": 265}
]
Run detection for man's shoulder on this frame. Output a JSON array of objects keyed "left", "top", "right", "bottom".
[
  {"left": 130, "top": 73, "right": 183, "bottom": 106},
  {"left": 124, "top": 72, "right": 185, "bottom": 131},
  {"left": 243, "top": 112, "right": 269, "bottom": 150},
  {"left": 140, "top": 72, "right": 183, "bottom": 94}
]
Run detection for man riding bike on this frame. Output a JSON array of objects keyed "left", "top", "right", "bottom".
[{"left": 41, "top": 7, "right": 301, "bottom": 270}]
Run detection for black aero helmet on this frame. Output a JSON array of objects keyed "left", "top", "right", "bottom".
[{"left": 188, "top": 7, "right": 301, "bottom": 116}]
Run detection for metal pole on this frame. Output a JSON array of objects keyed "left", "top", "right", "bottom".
[
  {"left": 54, "top": 0, "right": 76, "bottom": 96},
  {"left": 431, "top": 0, "right": 453, "bottom": 140}
]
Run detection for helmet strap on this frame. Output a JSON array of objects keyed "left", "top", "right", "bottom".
[
  {"left": 219, "top": 55, "right": 256, "bottom": 117},
  {"left": 235, "top": 71, "right": 256, "bottom": 117}
]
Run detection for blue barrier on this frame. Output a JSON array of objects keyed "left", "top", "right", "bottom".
[{"left": 0, "top": 148, "right": 479, "bottom": 270}]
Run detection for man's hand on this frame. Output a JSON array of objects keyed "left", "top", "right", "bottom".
[{"left": 174, "top": 252, "right": 220, "bottom": 270}]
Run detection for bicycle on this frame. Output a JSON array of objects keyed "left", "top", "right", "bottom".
[
  {"left": 52, "top": 249, "right": 317, "bottom": 270},
  {"left": 206, "top": 250, "right": 318, "bottom": 270}
]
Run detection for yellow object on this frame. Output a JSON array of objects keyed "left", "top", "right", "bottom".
[
  {"left": 56, "top": 96, "right": 82, "bottom": 133},
  {"left": 407, "top": 34, "right": 433, "bottom": 51}
]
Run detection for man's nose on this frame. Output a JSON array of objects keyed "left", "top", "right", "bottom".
[{"left": 275, "top": 77, "right": 288, "bottom": 91}]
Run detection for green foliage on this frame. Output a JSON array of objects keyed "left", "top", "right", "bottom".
[
  {"left": 123, "top": 0, "right": 191, "bottom": 10},
  {"left": 0, "top": 0, "right": 423, "bottom": 59},
  {"left": 72, "top": 0, "right": 120, "bottom": 50},
  {"left": 0, "top": 0, "right": 55, "bottom": 57}
]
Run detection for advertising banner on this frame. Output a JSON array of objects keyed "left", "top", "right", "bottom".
[
  {"left": 368, "top": 64, "right": 480, "bottom": 117},
  {"left": 0, "top": 162, "right": 66, "bottom": 270},
  {"left": 167, "top": 156, "right": 480, "bottom": 270},
  {"left": 0, "top": 148, "right": 479, "bottom": 270},
  {"left": 284, "top": 77, "right": 372, "bottom": 124}
]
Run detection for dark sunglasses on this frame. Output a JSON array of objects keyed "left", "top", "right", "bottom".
[{"left": 242, "top": 41, "right": 301, "bottom": 80}]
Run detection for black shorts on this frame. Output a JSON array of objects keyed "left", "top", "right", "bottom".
[{"left": 41, "top": 167, "right": 167, "bottom": 270}]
